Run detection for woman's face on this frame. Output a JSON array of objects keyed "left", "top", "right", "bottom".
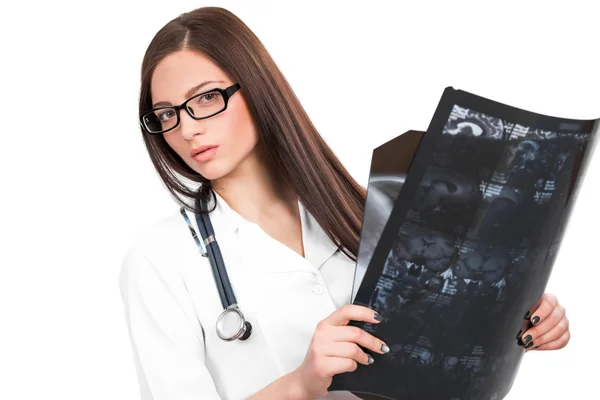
[{"left": 150, "top": 50, "right": 259, "bottom": 181}]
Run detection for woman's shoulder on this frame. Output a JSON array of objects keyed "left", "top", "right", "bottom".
[
  {"left": 128, "top": 209, "right": 188, "bottom": 251},
  {"left": 117, "top": 210, "right": 208, "bottom": 340},
  {"left": 119, "top": 208, "right": 200, "bottom": 282}
]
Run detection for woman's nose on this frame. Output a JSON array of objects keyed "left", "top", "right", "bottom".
[{"left": 179, "top": 108, "right": 207, "bottom": 140}]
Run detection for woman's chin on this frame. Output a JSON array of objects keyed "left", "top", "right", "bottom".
[{"left": 194, "top": 163, "right": 231, "bottom": 182}]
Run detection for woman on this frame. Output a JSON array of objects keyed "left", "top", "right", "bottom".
[{"left": 119, "top": 6, "right": 571, "bottom": 400}]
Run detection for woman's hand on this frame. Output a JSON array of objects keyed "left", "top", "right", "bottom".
[
  {"left": 290, "top": 304, "right": 389, "bottom": 399},
  {"left": 519, "top": 293, "right": 570, "bottom": 352}
]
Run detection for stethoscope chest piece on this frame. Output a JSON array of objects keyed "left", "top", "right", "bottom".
[{"left": 216, "top": 305, "right": 252, "bottom": 341}]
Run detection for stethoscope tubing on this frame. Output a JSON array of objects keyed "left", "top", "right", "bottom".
[
  {"left": 180, "top": 193, "right": 252, "bottom": 341},
  {"left": 195, "top": 197, "right": 238, "bottom": 309}
]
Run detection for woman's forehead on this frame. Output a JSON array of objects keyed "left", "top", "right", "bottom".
[{"left": 150, "top": 50, "right": 226, "bottom": 104}]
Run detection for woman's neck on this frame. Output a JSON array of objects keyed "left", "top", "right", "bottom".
[{"left": 211, "top": 145, "right": 297, "bottom": 223}]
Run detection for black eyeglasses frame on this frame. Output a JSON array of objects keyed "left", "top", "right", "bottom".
[{"left": 140, "top": 83, "right": 241, "bottom": 135}]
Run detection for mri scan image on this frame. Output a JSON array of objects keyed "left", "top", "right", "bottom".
[{"left": 331, "top": 88, "right": 598, "bottom": 400}]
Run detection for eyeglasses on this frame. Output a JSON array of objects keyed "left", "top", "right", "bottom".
[{"left": 140, "top": 83, "right": 241, "bottom": 135}]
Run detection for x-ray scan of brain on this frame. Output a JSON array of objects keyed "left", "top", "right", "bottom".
[
  {"left": 443, "top": 105, "right": 504, "bottom": 139},
  {"left": 377, "top": 227, "right": 459, "bottom": 305},
  {"left": 394, "top": 233, "right": 457, "bottom": 273},
  {"left": 452, "top": 243, "right": 511, "bottom": 284},
  {"left": 501, "top": 140, "right": 541, "bottom": 173},
  {"left": 417, "top": 169, "right": 480, "bottom": 206},
  {"left": 411, "top": 169, "right": 481, "bottom": 232}
]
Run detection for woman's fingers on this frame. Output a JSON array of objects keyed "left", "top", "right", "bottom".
[
  {"left": 527, "top": 321, "right": 568, "bottom": 350},
  {"left": 526, "top": 293, "right": 558, "bottom": 326},
  {"left": 322, "top": 341, "right": 375, "bottom": 366},
  {"left": 332, "top": 325, "right": 390, "bottom": 355},
  {"left": 524, "top": 316, "right": 569, "bottom": 351},
  {"left": 520, "top": 296, "right": 568, "bottom": 350},
  {"left": 322, "top": 357, "right": 359, "bottom": 376},
  {"left": 311, "top": 304, "right": 388, "bottom": 375},
  {"left": 523, "top": 303, "right": 565, "bottom": 339},
  {"left": 530, "top": 330, "right": 571, "bottom": 351},
  {"left": 325, "top": 304, "right": 383, "bottom": 327}
]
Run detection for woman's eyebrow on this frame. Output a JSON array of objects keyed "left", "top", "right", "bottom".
[{"left": 152, "top": 80, "right": 225, "bottom": 107}]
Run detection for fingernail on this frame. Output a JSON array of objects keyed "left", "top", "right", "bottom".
[
  {"left": 368, "top": 354, "right": 374, "bottom": 364},
  {"left": 516, "top": 329, "right": 522, "bottom": 339},
  {"left": 524, "top": 310, "right": 531, "bottom": 319},
  {"left": 374, "top": 312, "right": 383, "bottom": 322},
  {"left": 381, "top": 343, "right": 390, "bottom": 354},
  {"left": 523, "top": 334, "right": 532, "bottom": 345},
  {"left": 532, "top": 316, "right": 540, "bottom": 325},
  {"left": 524, "top": 341, "right": 535, "bottom": 349}
]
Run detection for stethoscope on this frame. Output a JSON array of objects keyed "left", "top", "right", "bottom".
[{"left": 179, "top": 194, "right": 252, "bottom": 342}]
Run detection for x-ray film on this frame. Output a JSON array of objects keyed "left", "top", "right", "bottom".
[{"left": 330, "top": 87, "right": 599, "bottom": 400}]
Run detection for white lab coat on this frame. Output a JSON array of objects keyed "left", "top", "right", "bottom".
[{"left": 118, "top": 190, "right": 362, "bottom": 400}]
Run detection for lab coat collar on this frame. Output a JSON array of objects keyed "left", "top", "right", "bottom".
[
  {"left": 209, "top": 190, "right": 339, "bottom": 270},
  {"left": 208, "top": 190, "right": 244, "bottom": 235},
  {"left": 298, "top": 198, "right": 340, "bottom": 270}
]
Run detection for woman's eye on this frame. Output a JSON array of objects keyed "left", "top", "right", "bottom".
[
  {"left": 158, "top": 110, "right": 175, "bottom": 121},
  {"left": 198, "top": 92, "right": 217, "bottom": 104}
]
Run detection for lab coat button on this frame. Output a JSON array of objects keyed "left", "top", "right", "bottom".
[{"left": 312, "top": 284, "right": 324, "bottom": 295}]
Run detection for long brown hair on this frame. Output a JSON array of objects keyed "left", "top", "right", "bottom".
[{"left": 139, "top": 6, "right": 366, "bottom": 261}]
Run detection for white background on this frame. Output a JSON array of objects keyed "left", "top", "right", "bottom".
[{"left": 1, "top": 1, "right": 598, "bottom": 399}]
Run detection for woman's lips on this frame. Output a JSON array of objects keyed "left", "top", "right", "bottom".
[{"left": 192, "top": 146, "right": 219, "bottom": 163}]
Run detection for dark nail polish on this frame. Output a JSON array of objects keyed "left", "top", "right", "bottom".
[
  {"left": 524, "top": 310, "right": 531, "bottom": 319},
  {"left": 532, "top": 316, "right": 540, "bottom": 325},
  {"left": 374, "top": 312, "right": 383, "bottom": 322},
  {"left": 523, "top": 334, "right": 532, "bottom": 345},
  {"left": 368, "top": 354, "right": 374, "bottom": 364},
  {"left": 516, "top": 329, "right": 522, "bottom": 339},
  {"left": 524, "top": 341, "right": 535, "bottom": 349},
  {"left": 381, "top": 343, "right": 390, "bottom": 354}
]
